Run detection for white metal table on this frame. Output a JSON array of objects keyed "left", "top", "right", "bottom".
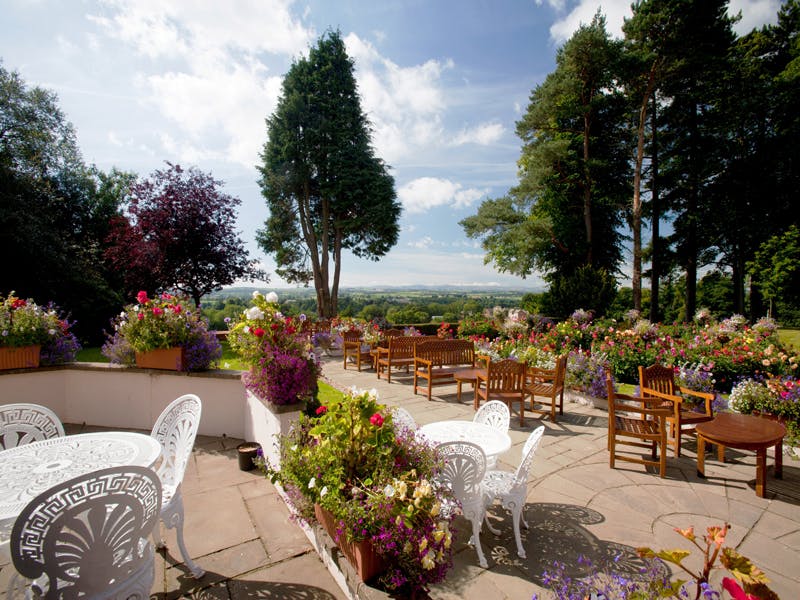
[
  {"left": 419, "top": 420, "right": 512, "bottom": 461},
  {"left": 0, "top": 431, "right": 162, "bottom": 523}
]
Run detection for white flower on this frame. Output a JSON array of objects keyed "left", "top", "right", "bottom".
[
  {"left": 252, "top": 290, "right": 263, "bottom": 299},
  {"left": 368, "top": 388, "right": 378, "bottom": 400},
  {"left": 245, "top": 306, "right": 265, "bottom": 320},
  {"left": 383, "top": 484, "right": 395, "bottom": 498},
  {"left": 243, "top": 325, "right": 251, "bottom": 334},
  {"left": 308, "top": 477, "right": 316, "bottom": 489},
  {"left": 320, "top": 486, "right": 328, "bottom": 497},
  {"left": 265, "top": 291, "right": 279, "bottom": 303},
  {"left": 48, "top": 329, "right": 56, "bottom": 335}
]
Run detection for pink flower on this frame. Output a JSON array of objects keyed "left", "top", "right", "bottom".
[
  {"left": 370, "top": 413, "right": 384, "bottom": 427},
  {"left": 722, "top": 577, "right": 758, "bottom": 600},
  {"left": 137, "top": 312, "right": 144, "bottom": 321},
  {"left": 316, "top": 406, "right": 327, "bottom": 415},
  {"left": 152, "top": 307, "right": 164, "bottom": 316},
  {"left": 253, "top": 327, "right": 265, "bottom": 338},
  {"left": 137, "top": 291, "right": 149, "bottom": 304}
]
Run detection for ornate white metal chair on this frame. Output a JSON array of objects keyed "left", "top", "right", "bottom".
[
  {"left": 150, "top": 393, "right": 205, "bottom": 578},
  {"left": 390, "top": 406, "right": 417, "bottom": 434},
  {"left": 436, "top": 441, "right": 490, "bottom": 568},
  {"left": 0, "top": 403, "right": 64, "bottom": 450},
  {"left": 483, "top": 426, "right": 545, "bottom": 559},
  {"left": 473, "top": 400, "right": 510, "bottom": 468},
  {"left": 8, "top": 465, "right": 161, "bottom": 600}
]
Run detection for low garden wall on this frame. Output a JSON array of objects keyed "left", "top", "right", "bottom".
[{"left": 0, "top": 363, "right": 247, "bottom": 438}]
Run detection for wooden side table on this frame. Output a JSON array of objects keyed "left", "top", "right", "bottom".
[
  {"left": 452, "top": 367, "right": 486, "bottom": 407},
  {"left": 695, "top": 412, "right": 786, "bottom": 498}
]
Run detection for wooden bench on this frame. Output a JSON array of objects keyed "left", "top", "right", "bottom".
[
  {"left": 413, "top": 339, "right": 476, "bottom": 400},
  {"left": 376, "top": 335, "right": 436, "bottom": 382}
]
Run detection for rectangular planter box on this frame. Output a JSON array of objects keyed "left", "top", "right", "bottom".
[
  {"left": 0, "top": 345, "right": 40, "bottom": 370},
  {"left": 314, "top": 504, "right": 386, "bottom": 584},
  {"left": 135, "top": 347, "right": 184, "bottom": 370}
]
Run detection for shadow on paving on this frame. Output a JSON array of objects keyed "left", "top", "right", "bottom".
[{"left": 443, "top": 502, "right": 670, "bottom": 598}]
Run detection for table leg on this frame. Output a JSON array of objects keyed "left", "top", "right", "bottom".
[
  {"left": 697, "top": 435, "right": 706, "bottom": 479},
  {"left": 755, "top": 449, "right": 767, "bottom": 498},
  {"left": 716, "top": 443, "right": 725, "bottom": 462},
  {"left": 775, "top": 440, "right": 783, "bottom": 479},
  {"left": 456, "top": 381, "right": 463, "bottom": 403}
]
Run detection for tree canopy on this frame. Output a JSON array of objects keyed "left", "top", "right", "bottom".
[
  {"left": 105, "top": 162, "right": 263, "bottom": 306},
  {"left": 257, "top": 30, "right": 401, "bottom": 318}
]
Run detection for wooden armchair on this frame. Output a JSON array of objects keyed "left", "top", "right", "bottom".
[
  {"left": 342, "top": 330, "right": 373, "bottom": 371},
  {"left": 475, "top": 359, "right": 527, "bottom": 426},
  {"left": 525, "top": 354, "right": 567, "bottom": 422},
  {"left": 607, "top": 373, "right": 670, "bottom": 478},
  {"left": 638, "top": 364, "right": 715, "bottom": 457}
]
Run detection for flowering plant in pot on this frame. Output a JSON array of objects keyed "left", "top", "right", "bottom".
[
  {"left": 262, "top": 387, "right": 456, "bottom": 595},
  {"left": 729, "top": 375, "right": 800, "bottom": 447},
  {"left": 227, "top": 291, "right": 319, "bottom": 405},
  {"left": 102, "top": 291, "right": 221, "bottom": 371},
  {"left": 0, "top": 292, "right": 81, "bottom": 366}
]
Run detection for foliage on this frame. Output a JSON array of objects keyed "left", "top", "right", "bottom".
[
  {"left": 227, "top": 291, "right": 319, "bottom": 405},
  {"left": 461, "top": 13, "right": 629, "bottom": 292},
  {"left": 536, "top": 523, "right": 778, "bottom": 600},
  {"left": 540, "top": 266, "right": 618, "bottom": 319},
  {"left": 0, "top": 292, "right": 80, "bottom": 362},
  {"left": 457, "top": 316, "right": 501, "bottom": 339},
  {"left": 262, "top": 388, "right": 456, "bottom": 595},
  {"left": 749, "top": 226, "right": 800, "bottom": 310},
  {"left": 105, "top": 162, "right": 264, "bottom": 306},
  {"left": 258, "top": 30, "right": 400, "bottom": 318},
  {"left": 102, "top": 291, "right": 221, "bottom": 371},
  {"left": 1, "top": 63, "right": 129, "bottom": 344}
]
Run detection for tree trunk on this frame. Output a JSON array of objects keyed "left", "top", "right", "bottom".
[
  {"left": 684, "top": 106, "right": 699, "bottom": 321},
  {"left": 583, "top": 112, "right": 593, "bottom": 265},
  {"left": 632, "top": 66, "right": 658, "bottom": 313},
  {"left": 649, "top": 98, "right": 661, "bottom": 323},
  {"left": 296, "top": 182, "right": 328, "bottom": 318},
  {"left": 331, "top": 226, "right": 343, "bottom": 317}
]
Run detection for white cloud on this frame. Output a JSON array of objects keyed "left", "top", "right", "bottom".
[
  {"left": 89, "top": 0, "right": 312, "bottom": 167},
  {"left": 547, "top": 0, "right": 779, "bottom": 43},
  {"left": 409, "top": 236, "right": 434, "bottom": 249},
  {"left": 398, "top": 177, "right": 488, "bottom": 214},
  {"left": 344, "top": 32, "right": 453, "bottom": 162},
  {"left": 451, "top": 122, "right": 505, "bottom": 146},
  {"left": 729, "top": 0, "right": 781, "bottom": 35}
]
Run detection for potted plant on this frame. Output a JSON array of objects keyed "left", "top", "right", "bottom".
[
  {"left": 227, "top": 291, "right": 319, "bottom": 406},
  {"left": 102, "top": 291, "right": 221, "bottom": 371},
  {"left": 0, "top": 292, "right": 81, "bottom": 369},
  {"left": 262, "top": 387, "right": 456, "bottom": 596},
  {"left": 565, "top": 350, "right": 614, "bottom": 409}
]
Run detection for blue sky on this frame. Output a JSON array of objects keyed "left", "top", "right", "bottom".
[{"left": 1, "top": 0, "right": 780, "bottom": 290}]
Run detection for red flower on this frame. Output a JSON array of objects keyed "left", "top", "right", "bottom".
[
  {"left": 370, "top": 413, "right": 384, "bottom": 427},
  {"left": 316, "top": 406, "right": 327, "bottom": 415},
  {"left": 136, "top": 291, "right": 149, "bottom": 304},
  {"left": 152, "top": 306, "right": 164, "bottom": 316},
  {"left": 10, "top": 299, "right": 26, "bottom": 309},
  {"left": 137, "top": 312, "right": 144, "bottom": 321},
  {"left": 161, "top": 292, "right": 173, "bottom": 300},
  {"left": 172, "top": 304, "right": 182, "bottom": 314},
  {"left": 253, "top": 327, "right": 265, "bottom": 338}
]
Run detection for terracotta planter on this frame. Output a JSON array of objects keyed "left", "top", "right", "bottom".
[
  {"left": 135, "top": 347, "right": 184, "bottom": 371},
  {"left": 314, "top": 504, "right": 386, "bottom": 583},
  {"left": 0, "top": 345, "right": 41, "bottom": 370}
]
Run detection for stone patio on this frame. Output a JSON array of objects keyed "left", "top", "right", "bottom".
[{"left": 1, "top": 354, "right": 798, "bottom": 599}]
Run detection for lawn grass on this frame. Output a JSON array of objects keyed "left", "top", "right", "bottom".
[
  {"left": 76, "top": 340, "right": 250, "bottom": 370},
  {"left": 779, "top": 328, "right": 800, "bottom": 350}
]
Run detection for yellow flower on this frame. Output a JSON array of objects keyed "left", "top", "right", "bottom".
[
  {"left": 421, "top": 550, "right": 436, "bottom": 570},
  {"left": 403, "top": 541, "right": 412, "bottom": 554},
  {"left": 430, "top": 501, "right": 441, "bottom": 517},
  {"left": 396, "top": 480, "right": 408, "bottom": 499},
  {"left": 433, "top": 529, "right": 445, "bottom": 543}
]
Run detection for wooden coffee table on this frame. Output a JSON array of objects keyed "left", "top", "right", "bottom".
[{"left": 695, "top": 412, "right": 786, "bottom": 498}]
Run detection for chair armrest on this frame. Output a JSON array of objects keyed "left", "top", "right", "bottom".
[
  {"left": 678, "top": 387, "right": 715, "bottom": 416},
  {"left": 414, "top": 357, "right": 434, "bottom": 368},
  {"left": 476, "top": 354, "right": 490, "bottom": 369},
  {"left": 526, "top": 367, "right": 556, "bottom": 384},
  {"left": 636, "top": 387, "right": 682, "bottom": 418}
]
